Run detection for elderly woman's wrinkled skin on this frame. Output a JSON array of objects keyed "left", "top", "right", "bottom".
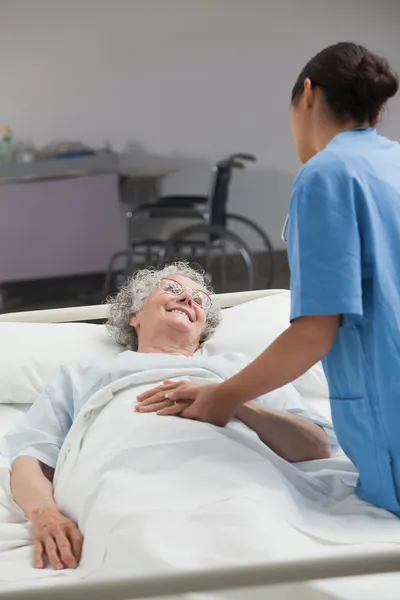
[{"left": 129, "top": 275, "right": 207, "bottom": 356}]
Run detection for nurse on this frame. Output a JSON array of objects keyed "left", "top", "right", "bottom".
[{"left": 148, "top": 42, "right": 400, "bottom": 514}]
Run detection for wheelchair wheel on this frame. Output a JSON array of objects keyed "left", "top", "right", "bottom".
[
  {"left": 156, "top": 223, "right": 258, "bottom": 293},
  {"left": 226, "top": 213, "right": 275, "bottom": 288}
]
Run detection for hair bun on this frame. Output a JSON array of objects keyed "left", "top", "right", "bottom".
[
  {"left": 292, "top": 42, "right": 398, "bottom": 125},
  {"left": 357, "top": 54, "right": 399, "bottom": 102}
]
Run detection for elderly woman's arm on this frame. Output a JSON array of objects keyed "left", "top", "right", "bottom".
[
  {"left": 11, "top": 456, "right": 55, "bottom": 516},
  {"left": 235, "top": 401, "right": 330, "bottom": 462},
  {"left": 10, "top": 457, "right": 82, "bottom": 570},
  {"left": 0, "top": 364, "right": 87, "bottom": 569}
]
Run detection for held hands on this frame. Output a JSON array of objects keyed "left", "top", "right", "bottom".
[
  {"left": 30, "top": 506, "right": 83, "bottom": 570},
  {"left": 136, "top": 380, "right": 238, "bottom": 426},
  {"left": 136, "top": 380, "right": 195, "bottom": 416}
]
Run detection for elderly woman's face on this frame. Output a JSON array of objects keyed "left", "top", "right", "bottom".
[{"left": 129, "top": 275, "right": 209, "bottom": 347}]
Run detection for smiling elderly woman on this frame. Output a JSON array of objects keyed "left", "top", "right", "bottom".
[
  {"left": 0, "top": 261, "right": 336, "bottom": 572},
  {"left": 107, "top": 262, "right": 221, "bottom": 356}
]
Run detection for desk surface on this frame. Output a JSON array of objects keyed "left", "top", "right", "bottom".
[{"left": 0, "top": 151, "right": 176, "bottom": 184}]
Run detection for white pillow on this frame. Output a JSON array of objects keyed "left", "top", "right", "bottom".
[
  {"left": 0, "top": 290, "right": 328, "bottom": 406},
  {"left": 0, "top": 322, "right": 121, "bottom": 404},
  {"left": 202, "top": 290, "right": 329, "bottom": 401}
]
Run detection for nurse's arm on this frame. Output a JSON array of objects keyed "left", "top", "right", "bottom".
[
  {"left": 219, "top": 314, "right": 340, "bottom": 406},
  {"left": 235, "top": 401, "right": 331, "bottom": 462}
]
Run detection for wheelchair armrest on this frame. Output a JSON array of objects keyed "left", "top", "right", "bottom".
[
  {"left": 127, "top": 201, "right": 206, "bottom": 220},
  {"left": 157, "top": 195, "right": 208, "bottom": 207}
]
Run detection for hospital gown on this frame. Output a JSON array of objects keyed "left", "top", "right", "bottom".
[
  {"left": 0, "top": 352, "right": 337, "bottom": 467},
  {"left": 288, "top": 127, "right": 400, "bottom": 514}
]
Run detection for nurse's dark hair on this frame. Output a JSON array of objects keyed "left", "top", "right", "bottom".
[{"left": 291, "top": 42, "right": 398, "bottom": 125}]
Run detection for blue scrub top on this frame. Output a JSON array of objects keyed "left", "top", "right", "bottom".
[{"left": 287, "top": 128, "right": 400, "bottom": 515}]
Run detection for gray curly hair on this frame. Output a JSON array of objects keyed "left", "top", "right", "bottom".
[{"left": 106, "top": 261, "right": 221, "bottom": 350}]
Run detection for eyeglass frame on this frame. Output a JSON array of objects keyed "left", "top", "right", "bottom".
[{"left": 158, "top": 278, "right": 213, "bottom": 310}]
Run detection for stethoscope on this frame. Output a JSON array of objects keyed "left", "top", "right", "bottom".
[{"left": 281, "top": 214, "right": 289, "bottom": 244}]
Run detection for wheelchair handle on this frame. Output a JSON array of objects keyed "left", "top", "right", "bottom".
[
  {"left": 230, "top": 153, "right": 257, "bottom": 163},
  {"left": 217, "top": 153, "right": 257, "bottom": 169},
  {"left": 230, "top": 159, "right": 246, "bottom": 169}
]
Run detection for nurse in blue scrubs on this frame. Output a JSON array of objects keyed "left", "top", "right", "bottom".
[{"left": 164, "top": 42, "right": 400, "bottom": 514}]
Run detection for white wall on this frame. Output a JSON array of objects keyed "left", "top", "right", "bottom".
[{"left": 2, "top": 0, "right": 400, "bottom": 248}]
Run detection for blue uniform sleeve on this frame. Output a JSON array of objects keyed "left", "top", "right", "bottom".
[
  {"left": 257, "top": 384, "right": 339, "bottom": 452},
  {"left": 288, "top": 164, "right": 363, "bottom": 321},
  {"left": 0, "top": 365, "right": 75, "bottom": 468}
]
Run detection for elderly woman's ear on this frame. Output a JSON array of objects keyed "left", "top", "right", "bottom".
[{"left": 129, "top": 314, "right": 139, "bottom": 329}]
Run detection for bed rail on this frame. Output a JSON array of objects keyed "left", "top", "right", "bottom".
[
  {"left": 0, "top": 289, "right": 287, "bottom": 323},
  {"left": 1, "top": 547, "right": 399, "bottom": 600}
]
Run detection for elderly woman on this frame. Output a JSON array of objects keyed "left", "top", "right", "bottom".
[{"left": 1, "top": 262, "right": 335, "bottom": 572}]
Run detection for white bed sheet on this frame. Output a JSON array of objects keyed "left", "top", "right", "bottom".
[
  {"left": 0, "top": 396, "right": 398, "bottom": 600},
  {"left": 307, "top": 398, "right": 332, "bottom": 423},
  {"left": 0, "top": 398, "right": 329, "bottom": 600}
]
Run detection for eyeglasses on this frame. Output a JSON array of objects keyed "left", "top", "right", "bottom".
[{"left": 158, "top": 278, "right": 213, "bottom": 310}]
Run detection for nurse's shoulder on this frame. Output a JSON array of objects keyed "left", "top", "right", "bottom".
[{"left": 291, "top": 144, "right": 350, "bottom": 201}]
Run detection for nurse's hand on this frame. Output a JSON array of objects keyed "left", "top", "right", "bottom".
[
  {"left": 136, "top": 380, "right": 194, "bottom": 415},
  {"left": 137, "top": 381, "right": 238, "bottom": 426},
  {"left": 178, "top": 384, "right": 238, "bottom": 426},
  {"left": 30, "top": 507, "right": 83, "bottom": 570}
]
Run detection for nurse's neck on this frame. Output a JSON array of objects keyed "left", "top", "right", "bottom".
[{"left": 314, "top": 117, "right": 373, "bottom": 154}]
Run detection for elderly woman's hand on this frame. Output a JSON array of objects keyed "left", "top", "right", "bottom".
[
  {"left": 136, "top": 380, "right": 195, "bottom": 416},
  {"left": 31, "top": 506, "right": 83, "bottom": 570}
]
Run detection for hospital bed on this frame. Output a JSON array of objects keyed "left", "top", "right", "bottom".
[{"left": 0, "top": 288, "right": 399, "bottom": 600}]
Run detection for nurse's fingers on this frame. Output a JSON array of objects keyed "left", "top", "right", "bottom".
[
  {"left": 137, "top": 400, "right": 191, "bottom": 416},
  {"left": 157, "top": 402, "right": 191, "bottom": 416}
]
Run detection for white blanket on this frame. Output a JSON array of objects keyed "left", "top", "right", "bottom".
[{"left": 0, "top": 365, "right": 400, "bottom": 600}]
